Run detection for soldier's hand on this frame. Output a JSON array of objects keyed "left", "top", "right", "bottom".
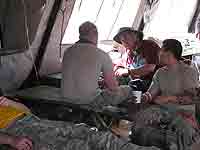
[{"left": 10, "top": 136, "right": 33, "bottom": 150}]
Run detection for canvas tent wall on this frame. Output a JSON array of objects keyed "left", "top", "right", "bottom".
[
  {"left": 0, "top": 0, "right": 75, "bottom": 92},
  {"left": 0, "top": 0, "right": 199, "bottom": 92}
]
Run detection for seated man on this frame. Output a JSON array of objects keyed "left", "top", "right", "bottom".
[
  {"left": 130, "top": 39, "right": 200, "bottom": 148},
  {"left": 61, "top": 22, "right": 132, "bottom": 109},
  {"left": 0, "top": 96, "right": 161, "bottom": 150},
  {"left": 142, "top": 39, "right": 199, "bottom": 106},
  {"left": 113, "top": 27, "right": 159, "bottom": 90}
]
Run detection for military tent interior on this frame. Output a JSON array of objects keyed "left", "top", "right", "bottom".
[{"left": 0, "top": 0, "right": 200, "bottom": 125}]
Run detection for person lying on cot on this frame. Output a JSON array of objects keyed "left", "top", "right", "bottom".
[{"left": 0, "top": 95, "right": 161, "bottom": 150}]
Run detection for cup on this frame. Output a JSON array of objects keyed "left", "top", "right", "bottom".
[{"left": 132, "top": 91, "right": 142, "bottom": 103}]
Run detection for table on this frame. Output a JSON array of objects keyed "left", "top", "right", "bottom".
[
  {"left": 40, "top": 73, "right": 62, "bottom": 87},
  {"left": 8, "top": 85, "right": 130, "bottom": 129}
]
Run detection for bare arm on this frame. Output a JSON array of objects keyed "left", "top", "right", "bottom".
[
  {"left": 153, "top": 96, "right": 178, "bottom": 104},
  {"left": 104, "top": 71, "right": 119, "bottom": 91},
  {"left": 150, "top": 65, "right": 198, "bottom": 105},
  {"left": 114, "top": 67, "right": 129, "bottom": 77},
  {"left": 113, "top": 59, "right": 129, "bottom": 77},
  {"left": 153, "top": 95, "right": 193, "bottom": 105},
  {"left": 143, "top": 66, "right": 199, "bottom": 104},
  {"left": 101, "top": 52, "right": 119, "bottom": 90},
  {"left": 101, "top": 53, "right": 128, "bottom": 96},
  {"left": 0, "top": 132, "right": 32, "bottom": 150},
  {"left": 142, "top": 69, "right": 160, "bottom": 103},
  {"left": 129, "top": 64, "right": 156, "bottom": 79}
]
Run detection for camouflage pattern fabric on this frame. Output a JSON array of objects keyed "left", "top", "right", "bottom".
[
  {"left": 1, "top": 114, "right": 160, "bottom": 150},
  {"left": 88, "top": 85, "right": 132, "bottom": 111},
  {"left": 116, "top": 76, "right": 130, "bottom": 85},
  {"left": 131, "top": 105, "right": 200, "bottom": 150}
]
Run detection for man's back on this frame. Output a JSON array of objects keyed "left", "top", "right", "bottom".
[{"left": 61, "top": 43, "right": 113, "bottom": 104}]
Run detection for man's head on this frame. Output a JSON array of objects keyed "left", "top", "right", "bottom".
[
  {"left": 79, "top": 21, "right": 98, "bottom": 45},
  {"left": 113, "top": 27, "right": 143, "bottom": 50},
  {"left": 159, "top": 39, "right": 183, "bottom": 65}
]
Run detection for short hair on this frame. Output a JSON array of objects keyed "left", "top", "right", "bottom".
[
  {"left": 162, "top": 39, "right": 183, "bottom": 60},
  {"left": 134, "top": 30, "right": 144, "bottom": 42},
  {"left": 139, "top": 40, "right": 160, "bottom": 64},
  {"left": 79, "top": 21, "right": 97, "bottom": 39}
]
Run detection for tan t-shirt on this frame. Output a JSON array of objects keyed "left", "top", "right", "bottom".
[
  {"left": 61, "top": 43, "right": 113, "bottom": 104},
  {"left": 148, "top": 62, "right": 200, "bottom": 97}
]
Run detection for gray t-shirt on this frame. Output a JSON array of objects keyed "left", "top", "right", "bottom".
[
  {"left": 61, "top": 43, "right": 113, "bottom": 104},
  {"left": 148, "top": 62, "right": 200, "bottom": 97}
]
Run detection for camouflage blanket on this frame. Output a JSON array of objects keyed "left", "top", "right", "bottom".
[
  {"left": 0, "top": 114, "right": 159, "bottom": 150},
  {"left": 88, "top": 85, "right": 132, "bottom": 111},
  {"left": 131, "top": 104, "right": 200, "bottom": 150}
]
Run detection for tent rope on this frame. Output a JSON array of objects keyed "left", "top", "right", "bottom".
[{"left": 21, "top": 0, "right": 39, "bottom": 80}]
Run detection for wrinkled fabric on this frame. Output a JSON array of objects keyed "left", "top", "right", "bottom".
[
  {"left": 62, "top": 85, "right": 132, "bottom": 111},
  {"left": 131, "top": 105, "right": 200, "bottom": 150},
  {"left": 148, "top": 62, "right": 200, "bottom": 98},
  {"left": 1, "top": 114, "right": 159, "bottom": 150},
  {"left": 62, "top": 42, "right": 114, "bottom": 103},
  {"left": 116, "top": 76, "right": 131, "bottom": 85},
  {"left": 88, "top": 85, "right": 132, "bottom": 111}
]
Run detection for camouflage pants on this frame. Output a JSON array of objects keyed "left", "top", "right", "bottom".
[
  {"left": 131, "top": 105, "right": 200, "bottom": 149},
  {"left": 88, "top": 85, "right": 132, "bottom": 110},
  {"left": 1, "top": 114, "right": 159, "bottom": 150}
]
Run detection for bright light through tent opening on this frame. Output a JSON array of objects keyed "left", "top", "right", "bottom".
[
  {"left": 62, "top": 0, "right": 141, "bottom": 46},
  {"left": 62, "top": 0, "right": 200, "bottom": 55},
  {"left": 144, "top": 0, "right": 198, "bottom": 40}
]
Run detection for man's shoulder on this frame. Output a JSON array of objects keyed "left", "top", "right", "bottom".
[
  {"left": 93, "top": 46, "right": 110, "bottom": 59},
  {"left": 66, "top": 42, "right": 97, "bottom": 49},
  {"left": 181, "top": 64, "right": 199, "bottom": 78},
  {"left": 63, "top": 44, "right": 77, "bottom": 53},
  {"left": 96, "top": 47, "right": 108, "bottom": 55},
  {"left": 156, "top": 63, "right": 195, "bottom": 73},
  {"left": 156, "top": 66, "right": 168, "bottom": 73},
  {"left": 153, "top": 66, "right": 169, "bottom": 79},
  {"left": 63, "top": 43, "right": 97, "bottom": 56},
  {"left": 64, "top": 42, "right": 108, "bottom": 53},
  {"left": 179, "top": 62, "right": 197, "bottom": 72}
]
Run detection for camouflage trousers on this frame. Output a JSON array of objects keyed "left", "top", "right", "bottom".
[
  {"left": 1, "top": 114, "right": 159, "bottom": 150},
  {"left": 88, "top": 85, "right": 132, "bottom": 111},
  {"left": 131, "top": 104, "right": 200, "bottom": 149}
]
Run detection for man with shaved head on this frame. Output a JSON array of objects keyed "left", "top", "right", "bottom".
[
  {"left": 78, "top": 21, "right": 98, "bottom": 45},
  {"left": 62, "top": 21, "right": 132, "bottom": 109}
]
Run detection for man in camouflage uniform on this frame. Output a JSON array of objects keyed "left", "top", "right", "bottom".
[{"left": 1, "top": 114, "right": 159, "bottom": 150}]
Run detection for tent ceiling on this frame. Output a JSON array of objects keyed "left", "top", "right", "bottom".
[{"left": 0, "top": 0, "right": 199, "bottom": 92}]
